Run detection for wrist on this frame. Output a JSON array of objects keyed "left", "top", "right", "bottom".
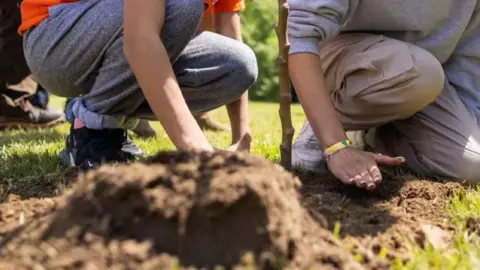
[
  {"left": 176, "top": 133, "right": 213, "bottom": 152},
  {"left": 184, "top": 142, "right": 214, "bottom": 152},
  {"left": 323, "top": 139, "right": 352, "bottom": 162},
  {"left": 315, "top": 129, "right": 348, "bottom": 150}
]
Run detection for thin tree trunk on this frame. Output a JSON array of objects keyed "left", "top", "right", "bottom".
[{"left": 276, "top": 0, "right": 294, "bottom": 170}]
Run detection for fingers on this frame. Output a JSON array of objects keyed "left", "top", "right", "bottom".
[
  {"left": 353, "top": 167, "right": 376, "bottom": 191},
  {"left": 342, "top": 156, "right": 380, "bottom": 191},
  {"left": 341, "top": 165, "right": 376, "bottom": 191},
  {"left": 337, "top": 171, "right": 355, "bottom": 185},
  {"left": 328, "top": 149, "right": 399, "bottom": 191},
  {"left": 369, "top": 165, "right": 382, "bottom": 185},
  {"left": 372, "top": 153, "right": 405, "bottom": 166}
]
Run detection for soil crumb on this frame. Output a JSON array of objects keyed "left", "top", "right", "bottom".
[{"left": 0, "top": 151, "right": 362, "bottom": 270}]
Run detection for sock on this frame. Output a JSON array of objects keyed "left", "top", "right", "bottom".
[{"left": 73, "top": 119, "right": 85, "bottom": 129}]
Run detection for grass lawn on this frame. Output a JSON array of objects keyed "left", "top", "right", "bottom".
[{"left": 1, "top": 96, "right": 479, "bottom": 269}]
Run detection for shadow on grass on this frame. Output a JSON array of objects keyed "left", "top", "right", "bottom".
[{"left": 0, "top": 168, "right": 78, "bottom": 202}]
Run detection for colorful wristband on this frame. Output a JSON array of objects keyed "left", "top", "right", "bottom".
[{"left": 323, "top": 139, "right": 352, "bottom": 161}]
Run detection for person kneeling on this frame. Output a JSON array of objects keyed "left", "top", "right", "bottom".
[
  {"left": 288, "top": 0, "right": 480, "bottom": 189},
  {"left": 19, "top": 0, "right": 257, "bottom": 170}
]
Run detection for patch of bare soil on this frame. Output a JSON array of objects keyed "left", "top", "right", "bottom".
[
  {"left": 298, "top": 169, "right": 462, "bottom": 267},
  {"left": 0, "top": 194, "right": 60, "bottom": 241},
  {"left": 0, "top": 151, "right": 362, "bottom": 270}
]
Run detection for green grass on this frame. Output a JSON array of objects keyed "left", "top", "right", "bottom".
[
  {"left": 393, "top": 188, "right": 480, "bottom": 269},
  {"left": 1, "top": 96, "right": 480, "bottom": 269},
  {"left": 0, "top": 98, "right": 306, "bottom": 181}
]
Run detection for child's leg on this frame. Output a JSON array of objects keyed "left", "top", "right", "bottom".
[
  {"left": 293, "top": 34, "right": 444, "bottom": 171},
  {"left": 23, "top": 0, "right": 205, "bottom": 169},
  {"left": 130, "top": 30, "right": 257, "bottom": 123},
  {"left": 371, "top": 82, "right": 480, "bottom": 183},
  {"left": 296, "top": 33, "right": 480, "bottom": 183},
  {"left": 24, "top": 0, "right": 204, "bottom": 129},
  {"left": 167, "top": 31, "right": 257, "bottom": 115}
]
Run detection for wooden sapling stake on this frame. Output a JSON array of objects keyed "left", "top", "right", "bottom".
[{"left": 276, "top": 0, "right": 294, "bottom": 170}]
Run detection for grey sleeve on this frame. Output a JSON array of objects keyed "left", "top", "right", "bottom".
[
  {"left": 443, "top": 3, "right": 480, "bottom": 119},
  {"left": 287, "top": 0, "right": 357, "bottom": 55}
]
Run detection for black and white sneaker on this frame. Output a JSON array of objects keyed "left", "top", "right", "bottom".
[
  {"left": 122, "top": 136, "right": 145, "bottom": 157},
  {"left": 59, "top": 125, "right": 143, "bottom": 170}
]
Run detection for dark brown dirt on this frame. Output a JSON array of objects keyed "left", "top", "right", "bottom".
[
  {"left": 466, "top": 217, "right": 480, "bottom": 236},
  {"left": 0, "top": 194, "right": 60, "bottom": 241},
  {"left": 0, "top": 151, "right": 363, "bottom": 270},
  {"left": 298, "top": 169, "right": 462, "bottom": 267}
]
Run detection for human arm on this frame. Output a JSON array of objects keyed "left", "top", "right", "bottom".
[
  {"left": 288, "top": 0, "right": 404, "bottom": 190},
  {"left": 123, "top": 0, "right": 213, "bottom": 151}
]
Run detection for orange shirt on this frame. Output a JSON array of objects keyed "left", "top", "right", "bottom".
[
  {"left": 204, "top": 0, "right": 245, "bottom": 13},
  {"left": 19, "top": 0, "right": 76, "bottom": 34},
  {"left": 19, "top": 0, "right": 245, "bottom": 34}
]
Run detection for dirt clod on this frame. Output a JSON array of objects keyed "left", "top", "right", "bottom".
[{"left": 0, "top": 151, "right": 362, "bottom": 270}]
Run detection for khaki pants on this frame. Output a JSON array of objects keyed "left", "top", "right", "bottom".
[{"left": 292, "top": 34, "right": 480, "bottom": 183}]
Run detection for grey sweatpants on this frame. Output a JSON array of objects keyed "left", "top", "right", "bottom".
[{"left": 23, "top": 0, "right": 257, "bottom": 129}]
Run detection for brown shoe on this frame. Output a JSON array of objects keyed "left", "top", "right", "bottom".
[
  {"left": 194, "top": 113, "right": 230, "bottom": 132},
  {"left": 0, "top": 93, "right": 65, "bottom": 129}
]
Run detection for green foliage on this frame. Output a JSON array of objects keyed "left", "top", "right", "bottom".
[
  {"left": 241, "top": 1, "right": 280, "bottom": 101},
  {"left": 392, "top": 188, "right": 480, "bottom": 270}
]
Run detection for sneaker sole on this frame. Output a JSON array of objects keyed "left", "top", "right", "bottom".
[{"left": 0, "top": 117, "right": 66, "bottom": 129}]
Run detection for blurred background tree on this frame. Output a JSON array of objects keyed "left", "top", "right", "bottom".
[{"left": 241, "top": 1, "right": 279, "bottom": 101}]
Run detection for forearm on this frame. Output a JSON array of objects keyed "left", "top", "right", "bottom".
[
  {"left": 125, "top": 39, "right": 212, "bottom": 151},
  {"left": 289, "top": 53, "right": 347, "bottom": 149}
]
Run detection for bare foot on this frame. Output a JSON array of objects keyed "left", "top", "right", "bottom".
[{"left": 227, "top": 133, "right": 252, "bottom": 153}]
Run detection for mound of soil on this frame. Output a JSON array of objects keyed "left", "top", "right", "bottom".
[
  {"left": 0, "top": 151, "right": 362, "bottom": 270},
  {"left": 299, "top": 169, "right": 462, "bottom": 267}
]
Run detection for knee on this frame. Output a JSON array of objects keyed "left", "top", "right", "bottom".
[
  {"left": 225, "top": 42, "right": 258, "bottom": 99},
  {"left": 416, "top": 150, "right": 480, "bottom": 184},
  {"left": 402, "top": 46, "right": 445, "bottom": 115},
  {"left": 443, "top": 153, "right": 480, "bottom": 184}
]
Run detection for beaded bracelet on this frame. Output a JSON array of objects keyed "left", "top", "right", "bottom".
[{"left": 323, "top": 139, "right": 352, "bottom": 162}]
